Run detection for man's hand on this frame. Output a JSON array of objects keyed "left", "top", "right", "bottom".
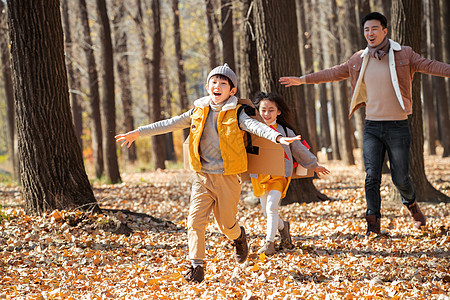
[
  {"left": 277, "top": 135, "right": 301, "bottom": 145},
  {"left": 115, "top": 129, "right": 140, "bottom": 148},
  {"left": 279, "top": 76, "right": 305, "bottom": 87}
]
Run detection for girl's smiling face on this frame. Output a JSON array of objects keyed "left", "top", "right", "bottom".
[{"left": 259, "top": 99, "right": 281, "bottom": 125}]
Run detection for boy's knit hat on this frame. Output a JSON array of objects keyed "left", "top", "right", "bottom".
[{"left": 206, "top": 63, "right": 237, "bottom": 88}]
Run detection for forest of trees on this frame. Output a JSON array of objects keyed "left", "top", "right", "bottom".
[{"left": 0, "top": 0, "right": 449, "bottom": 214}]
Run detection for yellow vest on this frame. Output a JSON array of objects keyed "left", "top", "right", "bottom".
[{"left": 188, "top": 104, "right": 247, "bottom": 175}]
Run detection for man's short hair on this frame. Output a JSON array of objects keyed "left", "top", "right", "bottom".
[{"left": 361, "top": 12, "right": 388, "bottom": 29}]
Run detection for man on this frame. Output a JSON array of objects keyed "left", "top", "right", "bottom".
[{"left": 280, "top": 12, "right": 450, "bottom": 235}]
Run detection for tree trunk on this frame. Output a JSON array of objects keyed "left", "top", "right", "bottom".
[
  {"left": 357, "top": 0, "right": 371, "bottom": 49},
  {"left": 220, "top": 0, "right": 235, "bottom": 70},
  {"left": 171, "top": 0, "right": 190, "bottom": 139},
  {"left": 96, "top": 0, "right": 121, "bottom": 183},
  {"left": 422, "top": 0, "right": 437, "bottom": 155},
  {"left": 391, "top": 0, "right": 449, "bottom": 203},
  {"left": 331, "top": 0, "right": 355, "bottom": 165},
  {"left": 239, "top": 0, "right": 260, "bottom": 99},
  {"left": 309, "top": 0, "right": 332, "bottom": 160},
  {"left": 151, "top": 0, "right": 166, "bottom": 170},
  {"left": 61, "top": 0, "right": 83, "bottom": 151},
  {"left": 253, "top": 0, "right": 327, "bottom": 204},
  {"left": 205, "top": 0, "right": 218, "bottom": 69},
  {"left": 430, "top": 0, "right": 450, "bottom": 157},
  {"left": 79, "top": 0, "right": 104, "bottom": 178},
  {"left": 6, "top": 0, "right": 99, "bottom": 215},
  {"left": 296, "top": 0, "right": 318, "bottom": 154},
  {"left": 112, "top": 0, "right": 137, "bottom": 162},
  {"left": 0, "top": 1, "right": 18, "bottom": 181}
]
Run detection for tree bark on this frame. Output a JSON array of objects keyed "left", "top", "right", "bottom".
[
  {"left": 205, "top": 0, "right": 218, "bottom": 69},
  {"left": 6, "top": 0, "right": 99, "bottom": 215},
  {"left": 79, "top": 0, "right": 104, "bottom": 178},
  {"left": 391, "top": 0, "right": 449, "bottom": 203},
  {"left": 150, "top": 0, "right": 166, "bottom": 170},
  {"left": 253, "top": 0, "right": 327, "bottom": 204},
  {"left": 171, "top": 0, "right": 190, "bottom": 139},
  {"left": 112, "top": 0, "right": 137, "bottom": 162},
  {"left": 422, "top": 0, "right": 437, "bottom": 155},
  {"left": 239, "top": 0, "right": 260, "bottom": 99},
  {"left": 96, "top": 0, "right": 121, "bottom": 183},
  {"left": 296, "top": 0, "right": 318, "bottom": 154},
  {"left": 61, "top": 0, "right": 83, "bottom": 151},
  {"left": 331, "top": 0, "right": 355, "bottom": 165},
  {"left": 0, "top": 1, "right": 18, "bottom": 181},
  {"left": 220, "top": 0, "right": 235, "bottom": 70},
  {"left": 430, "top": 0, "right": 450, "bottom": 157}
]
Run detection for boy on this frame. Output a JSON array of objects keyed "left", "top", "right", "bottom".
[{"left": 115, "top": 64, "right": 301, "bottom": 283}]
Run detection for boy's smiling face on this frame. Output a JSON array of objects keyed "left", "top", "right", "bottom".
[{"left": 206, "top": 75, "right": 237, "bottom": 104}]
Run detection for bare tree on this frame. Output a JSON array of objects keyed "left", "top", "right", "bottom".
[
  {"left": 430, "top": 0, "right": 450, "bottom": 157},
  {"left": 0, "top": 1, "right": 17, "bottom": 181},
  {"left": 6, "top": 0, "right": 99, "bottom": 215},
  {"left": 253, "top": 0, "right": 327, "bottom": 204},
  {"left": 112, "top": 0, "right": 137, "bottom": 162},
  {"left": 62, "top": 0, "right": 83, "bottom": 150},
  {"left": 205, "top": 0, "right": 218, "bottom": 69},
  {"left": 79, "top": 0, "right": 104, "bottom": 178},
  {"left": 239, "top": 0, "right": 259, "bottom": 99},
  {"left": 172, "top": 0, "right": 190, "bottom": 138},
  {"left": 220, "top": 0, "right": 235, "bottom": 69},
  {"left": 96, "top": 0, "right": 121, "bottom": 183},
  {"left": 150, "top": 0, "right": 166, "bottom": 170},
  {"left": 296, "top": 0, "right": 318, "bottom": 154}
]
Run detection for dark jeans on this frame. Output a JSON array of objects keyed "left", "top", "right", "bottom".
[{"left": 363, "top": 120, "right": 416, "bottom": 218}]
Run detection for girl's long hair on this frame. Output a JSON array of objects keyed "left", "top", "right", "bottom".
[{"left": 252, "top": 92, "right": 296, "bottom": 131}]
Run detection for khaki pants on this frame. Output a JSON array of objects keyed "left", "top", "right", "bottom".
[{"left": 188, "top": 172, "right": 242, "bottom": 260}]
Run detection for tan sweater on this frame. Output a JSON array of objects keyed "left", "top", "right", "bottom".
[{"left": 364, "top": 56, "right": 407, "bottom": 120}]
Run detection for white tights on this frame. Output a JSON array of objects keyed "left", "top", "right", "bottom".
[{"left": 259, "top": 190, "right": 285, "bottom": 242}]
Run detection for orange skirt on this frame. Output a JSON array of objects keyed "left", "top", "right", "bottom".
[{"left": 250, "top": 174, "right": 291, "bottom": 198}]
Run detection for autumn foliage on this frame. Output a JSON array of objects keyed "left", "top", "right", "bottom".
[{"left": 0, "top": 153, "right": 449, "bottom": 299}]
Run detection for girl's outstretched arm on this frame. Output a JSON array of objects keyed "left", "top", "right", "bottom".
[{"left": 314, "top": 165, "right": 330, "bottom": 177}]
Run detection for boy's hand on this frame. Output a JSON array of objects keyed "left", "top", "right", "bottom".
[
  {"left": 279, "top": 76, "right": 305, "bottom": 87},
  {"left": 115, "top": 130, "right": 140, "bottom": 148},
  {"left": 277, "top": 135, "right": 301, "bottom": 145},
  {"left": 314, "top": 165, "right": 330, "bottom": 177}
]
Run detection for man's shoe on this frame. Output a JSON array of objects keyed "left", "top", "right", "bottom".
[
  {"left": 184, "top": 265, "right": 204, "bottom": 283},
  {"left": 232, "top": 226, "right": 248, "bottom": 263},
  {"left": 257, "top": 240, "right": 276, "bottom": 256},
  {"left": 407, "top": 202, "right": 426, "bottom": 229},
  {"left": 279, "top": 220, "right": 294, "bottom": 249},
  {"left": 365, "top": 215, "right": 381, "bottom": 236}
]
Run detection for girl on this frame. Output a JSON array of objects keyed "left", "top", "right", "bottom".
[{"left": 251, "top": 92, "right": 330, "bottom": 255}]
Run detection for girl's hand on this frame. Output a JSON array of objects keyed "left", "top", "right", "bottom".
[
  {"left": 115, "top": 130, "right": 140, "bottom": 148},
  {"left": 314, "top": 165, "right": 330, "bottom": 177},
  {"left": 277, "top": 135, "right": 301, "bottom": 145}
]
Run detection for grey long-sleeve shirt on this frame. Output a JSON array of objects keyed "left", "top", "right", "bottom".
[{"left": 138, "top": 96, "right": 281, "bottom": 174}]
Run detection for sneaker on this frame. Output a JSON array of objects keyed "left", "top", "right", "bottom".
[
  {"left": 365, "top": 215, "right": 380, "bottom": 236},
  {"left": 407, "top": 202, "right": 426, "bottom": 229},
  {"left": 257, "top": 240, "right": 276, "bottom": 256},
  {"left": 231, "top": 226, "right": 248, "bottom": 263},
  {"left": 184, "top": 265, "right": 204, "bottom": 283},
  {"left": 279, "top": 220, "right": 294, "bottom": 249}
]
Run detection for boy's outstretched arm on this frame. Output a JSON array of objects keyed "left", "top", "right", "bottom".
[
  {"left": 279, "top": 76, "right": 306, "bottom": 87},
  {"left": 277, "top": 135, "right": 301, "bottom": 145},
  {"left": 115, "top": 129, "right": 140, "bottom": 148},
  {"left": 314, "top": 165, "right": 330, "bottom": 177}
]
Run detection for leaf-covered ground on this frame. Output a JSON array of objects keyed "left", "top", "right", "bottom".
[{"left": 0, "top": 151, "right": 449, "bottom": 299}]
